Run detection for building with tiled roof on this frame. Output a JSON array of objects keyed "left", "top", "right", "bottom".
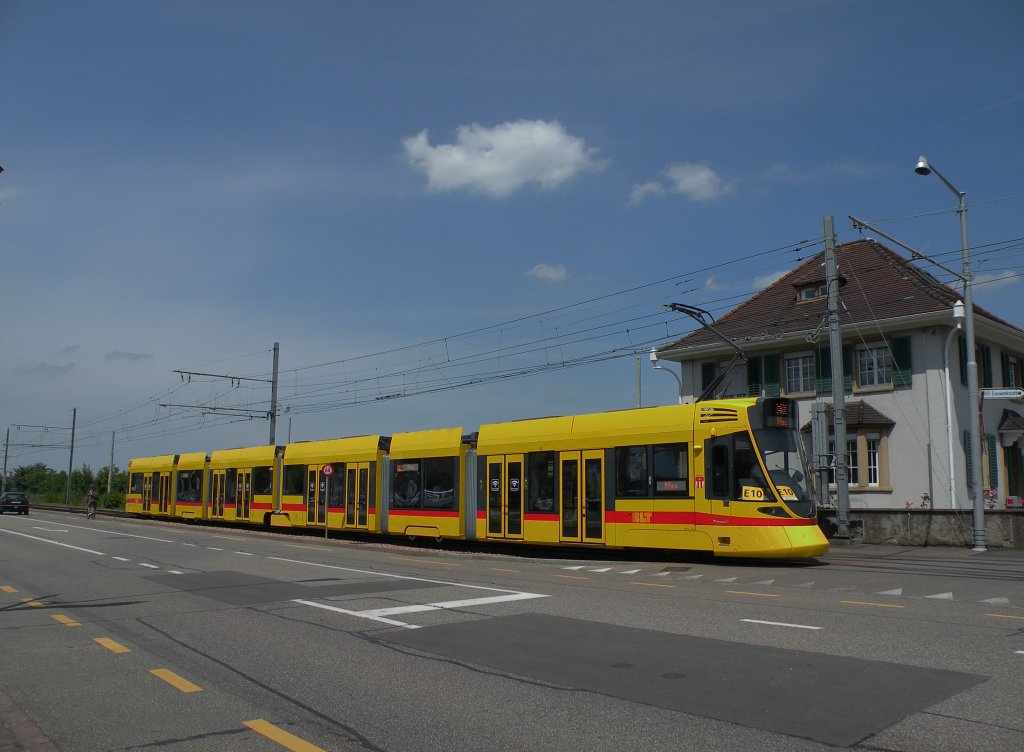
[{"left": 655, "top": 239, "right": 1024, "bottom": 512}]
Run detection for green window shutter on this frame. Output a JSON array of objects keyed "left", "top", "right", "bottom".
[
  {"left": 762, "top": 354, "right": 780, "bottom": 397},
  {"left": 842, "top": 345, "right": 853, "bottom": 391},
  {"left": 815, "top": 346, "right": 831, "bottom": 394},
  {"left": 891, "top": 336, "right": 912, "bottom": 386},
  {"left": 982, "top": 345, "right": 994, "bottom": 388},
  {"left": 1002, "top": 351, "right": 1012, "bottom": 386},
  {"left": 701, "top": 362, "right": 716, "bottom": 392},
  {"left": 988, "top": 434, "right": 999, "bottom": 488},
  {"left": 746, "top": 356, "right": 762, "bottom": 397}
]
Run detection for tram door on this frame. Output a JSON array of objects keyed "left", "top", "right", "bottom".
[
  {"left": 486, "top": 455, "right": 524, "bottom": 539},
  {"left": 306, "top": 468, "right": 327, "bottom": 526},
  {"left": 210, "top": 472, "right": 225, "bottom": 518},
  {"left": 142, "top": 473, "right": 154, "bottom": 513},
  {"left": 559, "top": 451, "right": 604, "bottom": 544},
  {"left": 235, "top": 470, "right": 252, "bottom": 521},
  {"left": 158, "top": 474, "right": 171, "bottom": 514},
  {"left": 345, "top": 463, "right": 370, "bottom": 529}
]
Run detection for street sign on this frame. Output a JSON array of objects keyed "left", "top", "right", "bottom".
[
  {"left": 981, "top": 388, "right": 1024, "bottom": 399},
  {"left": 321, "top": 464, "right": 334, "bottom": 476}
]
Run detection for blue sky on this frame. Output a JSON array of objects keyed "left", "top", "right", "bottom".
[{"left": 2, "top": 0, "right": 1023, "bottom": 475}]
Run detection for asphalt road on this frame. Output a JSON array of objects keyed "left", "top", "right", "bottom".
[{"left": 1, "top": 510, "right": 1022, "bottom": 751}]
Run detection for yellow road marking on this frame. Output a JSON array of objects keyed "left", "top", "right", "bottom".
[
  {"left": 840, "top": 600, "right": 906, "bottom": 609},
  {"left": 21, "top": 598, "right": 44, "bottom": 608},
  {"left": 490, "top": 568, "right": 519, "bottom": 573},
  {"left": 285, "top": 544, "right": 327, "bottom": 551},
  {"left": 727, "top": 591, "right": 781, "bottom": 598},
  {"left": 631, "top": 581, "right": 676, "bottom": 589},
  {"left": 212, "top": 535, "right": 245, "bottom": 540},
  {"left": 150, "top": 669, "right": 203, "bottom": 693},
  {"left": 1, "top": 585, "right": 16, "bottom": 593},
  {"left": 986, "top": 613, "right": 1024, "bottom": 621},
  {"left": 95, "top": 638, "right": 130, "bottom": 653},
  {"left": 552, "top": 574, "right": 589, "bottom": 580},
  {"left": 52, "top": 614, "right": 81, "bottom": 627},
  {"left": 244, "top": 719, "right": 325, "bottom": 752},
  {"left": 388, "top": 556, "right": 460, "bottom": 567}
]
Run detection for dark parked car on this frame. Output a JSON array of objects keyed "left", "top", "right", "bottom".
[{"left": 0, "top": 492, "right": 30, "bottom": 515}]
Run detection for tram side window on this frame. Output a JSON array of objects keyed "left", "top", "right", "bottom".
[
  {"left": 615, "top": 446, "right": 648, "bottom": 497},
  {"left": 527, "top": 452, "right": 556, "bottom": 512},
  {"left": 393, "top": 462, "right": 422, "bottom": 508},
  {"left": 707, "top": 435, "right": 769, "bottom": 501},
  {"left": 709, "top": 445, "right": 730, "bottom": 498},
  {"left": 282, "top": 465, "right": 305, "bottom": 495},
  {"left": 423, "top": 458, "right": 456, "bottom": 509},
  {"left": 253, "top": 466, "right": 273, "bottom": 495},
  {"left": 130, "top": 473, "right": 143, "bottom": 494},
  {"left": 653, "top": 443, "right": 688, "bottom": 497},
  {"left": 733, "top": 435, "right": 769, "bottom": 501},
  {"left": 176, "top": 470, "right": 202, "bottom": 502},
  {"left": 393, "top": 457, "right": 456, "bottom": 510}
]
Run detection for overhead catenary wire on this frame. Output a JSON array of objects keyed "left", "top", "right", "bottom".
[{"left": 16, "top": 223, "right": 1024, "bottom": 465}]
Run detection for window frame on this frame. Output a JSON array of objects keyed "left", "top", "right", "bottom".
[
  {"left": 784, "top": 350, "right": 816, "bottom": 395},
  {"left": 856, "top": 342, "right": 893, "bottom": 388}
]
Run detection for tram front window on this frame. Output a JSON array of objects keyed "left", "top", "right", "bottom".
[{"left": 754, "top": 428, "right": 814, "bottom": 518}]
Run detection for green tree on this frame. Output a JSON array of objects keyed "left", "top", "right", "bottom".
[{"left": 8, "top": 463, "right": 55, "bottom": 494}]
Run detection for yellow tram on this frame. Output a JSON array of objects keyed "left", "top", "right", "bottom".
[{"left": 126, "top": 396, "right": 829, "bottom": 558}]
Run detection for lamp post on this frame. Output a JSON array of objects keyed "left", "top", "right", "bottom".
[
  {"left": 649, "top": 347, "right": 683, "bottom": 404},
  {"left": 916, "top": 156, "right": 985, "bottom": 551}
]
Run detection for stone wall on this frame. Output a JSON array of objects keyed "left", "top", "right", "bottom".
[{"left": 824, "top": 510, "right": 1024, "bottom": 548}]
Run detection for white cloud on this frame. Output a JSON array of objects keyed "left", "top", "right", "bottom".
[
  {"left": 629, "top": 162, "right": 732, "bottom": 205},
  {"left": 402, "top": 119, "right": 604, "bottom": 198},
  {"left": 973, "top": 270, "right": 1019, "bottom": 290},
  {"left": 664, "top": 162, "right": 732, "bottom": 201},
  {"left": 704, "top": 274, "right": 729, "bottom": 292},
  {"left": 105, "top": 350, "right": 154, "bottom": 362},
  {"left": 628, "top": 181, "right": 665, "bottom": 206},
  {"left": 526, "top": 263, "right": 568, "bottom": 282},
  {"left": 752, "top": 270, "right": 786, "bottom": 288}
]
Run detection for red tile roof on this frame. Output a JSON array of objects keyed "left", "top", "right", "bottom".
[{"left": 660, "top": 239, "right": 1020, "bottom": 352}]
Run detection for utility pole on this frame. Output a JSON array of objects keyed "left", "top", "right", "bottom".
[
  {"left": 824, "top": 217, "right": 851, "bottom": 538},
  {"left": 2, "top": 429, "right": 9, "bottom": 493},
  {"left": 168, "top": 343, "right": 282, "bottom": 443},
  {"left": 107, "top": 431, "right": 115, "bottom": 493},
  {"left": 65, "top": 408, "right": 77, "bottom": 506},
  {"left": 270, "top": 342, "right": 280, "bottom": 444}
]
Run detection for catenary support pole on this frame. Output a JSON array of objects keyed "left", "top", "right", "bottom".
[{"left": 824, "top": 217, "right": 850, "bottom": 537}]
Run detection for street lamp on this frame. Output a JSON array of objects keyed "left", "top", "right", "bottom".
[
  {"left": 916, "top": 155, "right": 985, "bottom": 551},
  {"left": 649, "top": 347, "right": 683, "bottom": 404}
]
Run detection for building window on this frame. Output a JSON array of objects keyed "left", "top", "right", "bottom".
[
  {"left": 866, "top": 438, "right": 879, "bottom": 486},
  {"left": 785, "top": 352, "right": 815, "bottom": 394},
  {"left": 828, "top": 438, "right": 858, "bottom": 486},
  {"left": 798, "top": 284, "right": 827, "bottom": 302},
  {"left": 857, "top": 344, "right": 892, "bottom": 387}
]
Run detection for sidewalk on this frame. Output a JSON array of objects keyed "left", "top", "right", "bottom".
[
  {"left": 0, "top": 690, "right": 57, "bottom": 751},
  {"left": 822, "top": 539, "right": 1024, "bottom": 562}
]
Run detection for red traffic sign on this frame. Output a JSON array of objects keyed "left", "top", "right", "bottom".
[{"left": 321, "top": 464, "right": 334, "bottom": 477}]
